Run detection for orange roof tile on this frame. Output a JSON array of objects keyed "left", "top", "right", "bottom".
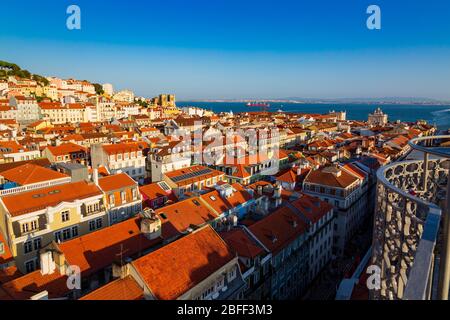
[
  {"left": 304, "top": 166, "right": 359, "bottom": 189},
  {"left": 165, "top": 165, "right": 224, "bottom": 187},
  {"left": 290, "top": 194, "right": 333, "bottom": 224},
  {"left": 1, "top": 270, "right": 69, "bottom": 300},
  {"left": 200, "top": 183, "right": 252, "bottom": 214},
  {"left": 0, "top": 163, "right": 68, "bottom": 186},
  {"left": 249, "top": 206, "right": 307, "bottom": 255},
  {"left": 59, "top": 216, "right": 162, "bottom": 277},
  {"left": 155, "top": 198, "right": 219, "bottom": 239},
  {"left": 46, "top": 142, "right": 86, "bottom": 156},
  {"left": 97, "top": 173, "right": 136, "bottom": 192},
  {"left": 131, "top": 226, "right": 235, "bottom": 300},
  {"left": 220, "top": 228, "right": 264, "bottom": 259},
  {"left": 0, "top": 266, "right": 22, "bottom": 285},
  {"left": 2, "top": 181, "right": 102, "bottom": 217},
  {"left": 79, "top": 276, "right": 143, "bottom": 300}
]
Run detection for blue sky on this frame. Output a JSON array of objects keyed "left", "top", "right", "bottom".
[{"left": 1, "top": 0, "right": 450, "bottom": 100}]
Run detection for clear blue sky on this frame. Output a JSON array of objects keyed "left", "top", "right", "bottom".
[{"left": 1, "top": 0, "right": 450, "bottom": 100}]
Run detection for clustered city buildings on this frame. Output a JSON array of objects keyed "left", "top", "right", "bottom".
[{"left": 0, "top": 71, "right": 437, "bottom": 300}]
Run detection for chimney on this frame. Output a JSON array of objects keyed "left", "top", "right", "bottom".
[
  {"left": 112, "top": 261, "right": 130, "bottom": 279},
  {"left": 274, "top": 183, "right": 283, "bottom": 208},
  {"left": 140, "top": 209, "right": 161, "bottom": 240},
  {"left": 40, "top": 243, "right": 66, "bottom": 276},
  {"left": 40, "top": 250, "right": 56, "bottom": 276}
]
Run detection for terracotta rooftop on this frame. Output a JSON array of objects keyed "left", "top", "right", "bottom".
[
  {"left": 165, "top": 165, "right": 224, "bottom": 186},
  {"left": 290, "top": 194, "right": 333, "bottom": 224},
  {"left": 97, "top": 173, "right": 137, "bottom": 192},
  {"left": 304, "top": 166, "right": 360, "bottom": 189},
  {"left": 79, "top": 276, "right": 143, "bottom": 300},
  {"left": 200, "top": 183, "right": 253, "bottom": 214},
  {"left": 1, "top": 270, "right": 69, "bottom": 300},
  {"left": 45, "top": 142, "right": 87, "bottom": 156},
  {"left": 131, "top": 225, "right": 235, "bottom": 300},
  {"left": 249, "top": 206, "right": 307, "bottom": 255},
  {"left": 155, "top": 197, "right": 219, "bottom": 239},
  {"left": 220, "top": 228, "right": 265, "bottom": 259},
  {"left": 0, "top": 163, "right": 69, "bottom": 186},
  {"left": 2, "top": 181, "right": 102, "bottom": 217},
  {"left": 0, "top": 158, "right": 51, "bottom": 173},
  {"left": 59, "top": 216, "right": 162, "bottom": 277}
]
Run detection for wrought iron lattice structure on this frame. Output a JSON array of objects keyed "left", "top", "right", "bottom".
[{"left": 371, "top": 135, "right": 450, "bottom": 300}]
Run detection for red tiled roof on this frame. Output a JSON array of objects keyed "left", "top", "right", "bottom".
[
  {"left": 97, "top": 173, "right": 136, "bottom": 192},
  {"left": 165, "top": 165, "right": 224, "bottom": 187},
  {"left": 2, "top": 181, "right": 102, "bottom": 217},
  {"left": 200, "top": 183, "right": 252, "bottom": 214},
  {"left": 0, "top": 266, "right": 22, "bottom": 285},
  {"left": 59, "top": 216, "right": 162, "bottom": 277},
  {"left": 249, "top": 206, "right": 307, "bottom": 255},
  {"left": 290, "top": 194, "right": 333, "bottom": 224},
  {"left": 1, "top": 270, "right": 69, "bottom": 300},
  {"left": 46, "top": 143, "right": 86, "bottom": 156},
  {"left": 0, "top": 163, "right": 68, "bottom": 186},
  {"left": 220, "top": 229, "right": 264, "bottom": 259},
  {"left": 304, "top": 166, "right": 359, "bottom": 189},
  {"left": 155, "top": 197, "right": 219, "bottom": 239},
  {"left": 131, "top": 225, "right": 235, "bottom": 300},
  {"left": 79, "top": 276, "right": 143, "bottom": 300}
]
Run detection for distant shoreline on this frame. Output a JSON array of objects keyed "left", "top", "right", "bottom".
[{"left": 178, "top": 100, "right": 450, "bottom": 106}]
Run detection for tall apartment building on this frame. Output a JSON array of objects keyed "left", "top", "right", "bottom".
[
  {"left": 303, "top": 164, "right": 369, "bottom": 257},
  {"left": 9, "top": 96, "right": 41, "bottom": 123},
  {"left": 91, "top": 142, "right": 148, "bottom": 183},
  {"left": 96, "top": 172, "right": 142, "bottom": 225}
]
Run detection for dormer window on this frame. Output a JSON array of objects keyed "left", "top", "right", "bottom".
[{"left": 61, "top": 211, "right": 70, "bottom": 222}]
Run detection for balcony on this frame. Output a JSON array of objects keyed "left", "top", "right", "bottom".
[{"left": 371, "top": 135, "right": 450, "bottom": 300}]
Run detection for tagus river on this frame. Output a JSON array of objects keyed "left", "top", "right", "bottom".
[{"left": 178, "top": 102, "right": 450, "bottom": 130}]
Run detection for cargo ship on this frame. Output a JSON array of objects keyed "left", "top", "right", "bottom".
[{"left": 246, "top": 101, "right": 270, "bottom": 107}]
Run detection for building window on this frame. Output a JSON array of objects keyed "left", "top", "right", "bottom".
[
  {"left": 227, "top": 267, "right": 237, "bottom": 282},
  {"left": 25, "top": 260, "right": 36, "bottom": 273},
  {"left": 33, "top": 238, "right": 42, "bottom": 251},
  {"left": 21, "top": 223, "right": 29, "bottom": 234},
  {"left": 72, "top": 226, "right": 79, "bottom": 237},
  {"left": 61, "top": 211, "right": 70, "bottom": 222},
  {"left": 87, "top": 202, "right": 100, "bottom": 214},
  {"left": 24, "top": 241, "right": 33, "bottom": 254},
  {"left": 121, "top": 191, "right": 126, "bottom": 203},
  {"left": 55, "top": 231, "right": 62, "bottom": 243},
  {"left": 132, "top": 188, "right": 138, "bottom": 200},
  {"left": 110, "top": 194, "right": 115, "bottom": 206},
  {"left": 62, "top": 228, "right": 71, "bottom": 240},
  {"left": 21, "top": 220, "right": 38, "bottom": 234}
]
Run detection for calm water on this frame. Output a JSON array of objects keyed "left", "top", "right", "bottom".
[{"left": 178, "top": 101, "right": 450, "bottom": 130}]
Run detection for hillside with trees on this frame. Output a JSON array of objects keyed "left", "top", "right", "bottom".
[{"left": 0, "top": 60, "right": 49, "bottom": 86}]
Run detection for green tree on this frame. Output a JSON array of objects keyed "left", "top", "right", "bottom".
[{"left": 93, "top": 83, "right": 104, "bottom": 95}]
